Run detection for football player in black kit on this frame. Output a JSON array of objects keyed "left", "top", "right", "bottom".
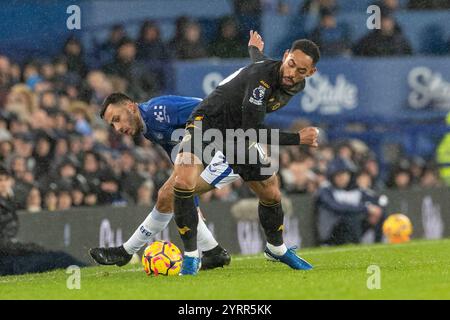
[{"left": 174, "top": 31, "right": 321, "bottom": 275}]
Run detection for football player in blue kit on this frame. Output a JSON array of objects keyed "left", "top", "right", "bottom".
[{"left": 89, "top": 93, "right": 240, "bottom": 270}]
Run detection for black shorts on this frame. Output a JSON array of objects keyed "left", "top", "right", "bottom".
[
  {"left": 229, "top": 163, "right": 274, "bottom": 182},
  {"left": 178, "top": 120, "right": 275, "bottom": 182},
  {"left": 177, "top": 121, "right": 210, "bottom": 168}
]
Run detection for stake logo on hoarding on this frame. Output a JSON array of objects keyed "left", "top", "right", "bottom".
[
  {"left": 408, "top": 66, "right": 450, "bottom": 110},
  {"left": 301, "top": 72, "right": 358, "bottom": 114}
]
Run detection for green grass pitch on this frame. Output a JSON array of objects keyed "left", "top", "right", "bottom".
[{"left": 1, "top": 239, "right": 449, "bottom": 300}]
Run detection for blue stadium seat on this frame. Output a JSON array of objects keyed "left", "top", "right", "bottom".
[
  {"left": 85, "top": 0, "right": 232, "bottom": 24},
  {"left": 198, "top": 18, "right": 221, "bottom": 46},
  {"left": 420, "top": 24, "right": 449, "bottom": 55},
  {"left": 337, "top": 0, "right": 409, "bottom": 12},
  {"left": 395, "top": 11, "right": 450, "bottom": 54}
]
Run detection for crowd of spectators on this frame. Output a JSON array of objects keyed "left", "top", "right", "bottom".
[
  {"left": 280, "top": 0, "right": 448, "bottom": 57},
  {"left": 2, "top": 52, "right": 442, "bottom": 215},
  {"left": 87, "top": 0, "right": 450, "bottom": 64},
  {"left": 0, "top": 45, "right": 444, "bottom": 214},
  {"left": 0, "top": 0, "right": 447, "bottom": 215},
  {"left": 250, "top": 0, "right": 449, "bottom": 58},
  {"left": 0, "top": 50, "right": 175, "bottom": 212}
]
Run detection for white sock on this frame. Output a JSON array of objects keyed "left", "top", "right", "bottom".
[
  {"left": 184, "top": 250, "right": 199, "bottom": 258},
  {"left": 123, "top": 207, "right": 173, "bottom": 254},
  {"left": 267, "top": 243, "right": 288, "bottom": 256},
  {"left": 197, "top": 212, "right": 218, "bottom": 252}
]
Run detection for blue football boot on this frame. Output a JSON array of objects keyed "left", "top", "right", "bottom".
[
  {"left": 264, "top": 246, "right": 313, "bottom": 270},
  {"left": 179, "top": 256, "right": 201, "bottom": 275}
]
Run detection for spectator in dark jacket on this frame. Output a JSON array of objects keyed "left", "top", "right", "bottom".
[
  {"left": 136, "top": 21, "right": 170, "bottom": 61},
  {"left": 33, "top": 131, "right": 54, "bottom": 180},
  {"left": 173, "top": 21, "right": 208, "bottom": 60},
  {"left": 103, "top": 39, "right": 138, "bottom": 80},
  {"left": 99, "top": 24, "right": 128, "bottom": 64},
  {"left": 103, "top": 39, "right": 159, "bottom": 99},
  {"left": 168, "top": 16, "right": 190, "bottom": 55},
  {"left": 314, "top": 159, "right": 382, "bottom": 245},
  {"left": 0, "top": 166, "right": 17, "bottom": 245},
  {"left": 61, "top": 37, "right": 88, "bottom": 77},
  {"left": 97, "top": 169, "right": 131, "bottom": 206},
  {"left": 119, "top": 149, "right": 145, "bottom": 202},
  {"left": 408, "top": 0, "right": 450, "bottom": 9},
  {"left": 300, "top": 0, "right": 339, "bottom": 17},
  {"left": 209, "top": 17, "right": 248, "bottom": 58},
  {"left": 309, "top": 9, "right": 351, "bottom": 56},
  {"left": 136, "top": 21, "right": 172, "bottom": 92},
  {"left": 356, "top": 171, "right": 387, "bottom": 243},
  {"left": 353, "top": 15, "right": 412, "bottom": 56},
  {"left": 233, "top": 0, "right": 262, "bottom": 32},
  {"left": 376, "top": 0, "right": 400, "bottom": 15}
]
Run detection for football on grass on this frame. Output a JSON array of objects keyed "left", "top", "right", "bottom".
[
  {"left": 383, "top": 213, "right": 413, "bottom": 244},
  {"left": 142, "top": 241, "right": 183, "bottom": 276}
]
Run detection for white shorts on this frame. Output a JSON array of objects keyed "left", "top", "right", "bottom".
[{"left": 200, "top": 151, "right": 240, "bottom": 189}]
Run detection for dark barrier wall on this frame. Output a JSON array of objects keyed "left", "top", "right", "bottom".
[{"left": 17, "top": 188, "right": 449, "bottom": 264}]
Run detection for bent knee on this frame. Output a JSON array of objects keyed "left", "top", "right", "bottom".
[
  {"left": 260, "top": 187, "right": 282, "bottom": 204},
  {"left": 173, "top": 175, "right": 196, "bottom": 191},
  {"left": 157, "top": 187, "right": 173, "bottom": 204},
  {"left": 156, "top": 188, "right": 173, "bottom": 212}
]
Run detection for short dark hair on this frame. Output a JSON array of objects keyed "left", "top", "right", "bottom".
[
  {"left": 118, "top": 38, "right": 136, "bottom": 49},
  {"left": 100, "top": 92, "right": 133, "bottom": 119},
  {"left": 0, "top": 165, "right": 11, "bottom": 177},
  {"left": 290, "top": 39, "right": 321, "bottom": 65}
]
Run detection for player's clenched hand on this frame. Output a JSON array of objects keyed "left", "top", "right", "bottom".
[
  {"left": 248, "top": 30, "right": 264, "bottom": 52},
  {"left": 299, "top": 127, "right": 319, "bottom": 148}
]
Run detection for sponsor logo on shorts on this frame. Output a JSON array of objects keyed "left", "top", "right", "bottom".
[{"left": 208, "top": 161, "right": 223, "bottom": 173}]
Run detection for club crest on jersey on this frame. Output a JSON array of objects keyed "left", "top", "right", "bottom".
[{"left": 249, "top": 85, "right": 266, "bottom": 106}]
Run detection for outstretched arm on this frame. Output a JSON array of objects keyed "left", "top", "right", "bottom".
[{"left": 248, "top": 30, "right": 268, "bottom": 63}]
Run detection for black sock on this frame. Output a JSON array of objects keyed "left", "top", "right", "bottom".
[
  {"left": 173, "top": 187, "right": 198, "bottom": 252},
  {"left": 258, "top": 201, "right": 284, "bottom": 246}
]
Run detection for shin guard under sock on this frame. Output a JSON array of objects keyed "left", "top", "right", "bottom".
[
  {"left": 173, "top": 187, "right": 199, "bottom": 252},
  {"left": 258, "top": 201, "right": 284, "bottom": 246}
]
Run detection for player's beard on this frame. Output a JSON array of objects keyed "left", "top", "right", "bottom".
[
  {"left": 130, "top": 112, "right": 143, "bottom": 137},
  {"left": 279, "top": 68, "right": 298, "bottom": 89},
  {"left": 123, "top": 109, "right": 139, "bottom": 137}
]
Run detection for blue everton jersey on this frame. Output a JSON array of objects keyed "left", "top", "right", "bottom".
[{"left": 138, "top": 95, "right": 202, "bottom": 157}]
